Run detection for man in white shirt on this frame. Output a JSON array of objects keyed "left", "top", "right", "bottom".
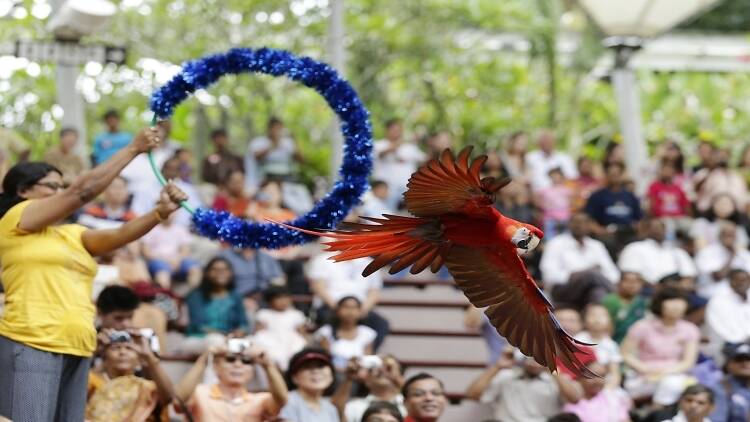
[
  {"left": 695, "top": 221, "right": 750, "bottom": 298},
  {"left": 706, "top": 269, "right": 750, "bottom": 350},
  {"left": 372, "top": 119, "right": 426, "bottom": 210},
  {"left": 525, "top": 130, "right": 578, "bottom": 192},
  {"left": 618, "top": 218, "right": 697, "bottom": 284},
  {"left": 541, "top": 213, "right": 620, "bottom": 287},
  {"left": 306, "top": 240, "right": 390, "bottom": 349},
  {"left": 663, "top": 384, "right": 715, "bottom": 422}
]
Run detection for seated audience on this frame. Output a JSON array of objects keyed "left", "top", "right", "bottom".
[
  {"left": 577, "top": 304, "right": 622, "bottom": 385},
  {"left": 584, "top": 162, "right": 641, "bottom": 254},
  {"left": 332, "top": 355, "right": 406, "bottom": 422},
  {"left": 707, "top": 343, "right": 750, "bottom": 421},
  {"left": 562, "top": 361, "right": 631, "bottom": 422},
  {"left": 621, "top": 287, "right": 700, "bottom": 401},
  {"left": 141, "top": 211, "right": 201, "bottom": 291},
  {"left": 695, "top": 221, "right": 750, "bottom": 298},
  {"left": 362, "top": 401, "right": 404, "bottom": 422},
  {"left": 183, "top": 257, "right": 249, "bottom": 352},
  {"left": 307, "top": 238, "right": 389, "bottom": 349},
  {"left": 86, "top": 332, "right": 173, "bottom": 421},
  {"left": 465, "top": 348, "right": 582, "bottom": 422},
  {"left": 361, "top": 180, "right": 394, "bottom": 217},
  {"left": 706, "top": 269, "right": 750, "bottom": 352},
  {"left": 211, "top": 169, "right": 254, "bottom": 218},
  {"left": 647, "top": 160, "right": 691, "bottom": 219},
  {"left": 690, "top": 193, "right": 749, "bottom": 252},
  {"left": 175, "top": 342, "right": 287, "bottom": 421},
  {"left": 253, "top": 286, "right": 308, "bottom": 370},
  {"left": 666, "top": 384, "right": 715, "bottom": 422},
  {"left": 44, "top": 127, "right": 87, "bottom": 184},
  {"left": 96, "top": 285, "right": 167, "bottom": 353},
  {"left": 618, "top": 218, "right": 697, "bottom": 285},
  {"left": 217, "top": 246, "right": 285, "bottom": 308},
  {"left": 534, "top": 167, "right": 573, "bottom": 238},
  {"left": 78, "top": 176, "right": 136, "bottom": 229},
  {"left": 201, "top": 128, "right": 244, "bottom": 186},
  {"left": 540, "top": 212, "right": 618, "bottom": 306},
  {"left": 402, "top": 373, "right": 448, "bottom": 422},
  {"left": 315, "top": 296, "right": 377, "bottom": 370},
  {"left": 280, "top": 348, "right": 338, "bottom": 422},
  {"left": 601, "top": 271, "right": 648, "bottom": 343}
]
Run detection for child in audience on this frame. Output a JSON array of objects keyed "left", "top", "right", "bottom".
[
  {"left": 315, "top": 296, "right": 376, "bottom": 370},
  {"left": 253, "top": 286, "right": 309, "bottom": 370},
  {"left": 577, "top": 303, "right": 623, "bottom": 385}
]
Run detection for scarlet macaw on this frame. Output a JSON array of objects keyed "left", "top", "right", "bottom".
[{"left": 274, "top": 146, "right": 596, "bottom": 377}]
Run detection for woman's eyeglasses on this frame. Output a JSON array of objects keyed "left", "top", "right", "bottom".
[
  {"left": 35, "top": 182, "right": 65, "bottom": 191},
  {"left": 223, "top": 355, "right": 255, "bottom": 365}
]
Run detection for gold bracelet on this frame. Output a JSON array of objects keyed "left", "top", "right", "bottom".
[{"left": 154, "top": 209, "right": 166, "bottom": 222}]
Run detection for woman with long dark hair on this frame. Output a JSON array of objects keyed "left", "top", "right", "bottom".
[
  {"left": 0, "top": 128, "right": 188, "bottom": 421},
  {"left": 182, "top": 257, "right": 249, "bottom": 352}
]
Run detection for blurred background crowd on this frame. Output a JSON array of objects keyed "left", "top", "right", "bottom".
[{"left": 2, "top": 107, "right": 750, "bottom": 422}]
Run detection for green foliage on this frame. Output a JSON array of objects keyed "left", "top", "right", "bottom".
[{"left": 1, "top": 0, "right": 750, "bottom": 179}]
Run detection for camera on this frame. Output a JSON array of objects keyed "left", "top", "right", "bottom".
[
  {"left": 359, "top": 355, "right": 383, "bottom": 369},
  {"left": 227, "top": 338, "right": 251, "bottom": 354},
  {"left": 109, "top": 330, "right": 132, "bottom": 343}
]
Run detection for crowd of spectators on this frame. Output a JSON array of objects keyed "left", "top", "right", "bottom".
[{"left": 3, "top": 108, "right": 750, "bottom": 422}]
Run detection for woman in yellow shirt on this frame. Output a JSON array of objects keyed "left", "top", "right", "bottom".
[{"left": 0, "top": 127, "right": 187, "bottom": 422}]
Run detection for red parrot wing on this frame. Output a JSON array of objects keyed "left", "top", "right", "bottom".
[
  {"left": 445, "top": 246, "right": 597, "bottom": 378},
  {"left": 404, "top": 146, "right": 510, "bottom": 218}
]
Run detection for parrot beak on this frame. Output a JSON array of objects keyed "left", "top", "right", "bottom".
[{"left": 511, "top": 228, "right": 541, "bottom": 254}]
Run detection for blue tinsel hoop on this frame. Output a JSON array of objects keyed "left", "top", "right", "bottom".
[{"left": 149, "top": 47, "right": 373, "bottom": 249}]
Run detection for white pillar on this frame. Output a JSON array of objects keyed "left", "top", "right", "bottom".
[
  {"left": 611, "top": 63, "right": 648, "bottom": 193},
  {"left": 327, "top": 0, "right": 345, "bottom": 180},
  {"left": 50, "top": 0, "right": 88, "bottom": 161}
]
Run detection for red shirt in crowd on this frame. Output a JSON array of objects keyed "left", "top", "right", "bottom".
[{"left": 646, "top": 181, "right": 690, "bottom": 217}]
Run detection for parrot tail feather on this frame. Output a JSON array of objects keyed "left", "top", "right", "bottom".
[{"left": 266, "top": 216, "right": 449, "bottom": 277}]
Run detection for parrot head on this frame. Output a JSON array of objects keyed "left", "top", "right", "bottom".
[{"left": 510, "top": 224, "right": 543, "bottom": 254}]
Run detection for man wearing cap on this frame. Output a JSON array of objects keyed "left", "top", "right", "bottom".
[{"left": 706, "top": 343, "right": 750, "bottom": 421}]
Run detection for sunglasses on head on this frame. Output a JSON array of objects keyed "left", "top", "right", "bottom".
[{"left": 223, "top": 354, "right": 255, "bottom": 365}]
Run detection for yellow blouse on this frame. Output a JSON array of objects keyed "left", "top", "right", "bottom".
[{"left": 0, "top": 200, "right": 98, "bottom": 356}]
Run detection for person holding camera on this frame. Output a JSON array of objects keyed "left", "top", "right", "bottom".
[
  {"left": 174, "top": 340, "right": 287, "bottom": 421},
  {"left": 0, "top": 127, "right": 189, "bottom": 421},
  {"left": 86, "top": 331, "right": 173, "bottom": 421},
  {"left": 464, "top": 348, "right": 583, "bottom": 422},
  {"left": 331, "top": 355, "right": 407, "bottom": 422}
]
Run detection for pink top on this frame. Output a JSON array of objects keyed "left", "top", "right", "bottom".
[
  {"left": 537, "top": 184, "right": 573, "bottom": 221},
  {"left": 563, "top": 388, "right": 631, "bottom": 422},
  {"left": 626, "top": 318, "right": 700, "bottom": 371}
]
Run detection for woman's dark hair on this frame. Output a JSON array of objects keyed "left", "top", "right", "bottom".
[
  {"left": 199, "top": 257, "right": 235, "bottom": 299},
  {"left": 361, "top": 401, "right": 403, "bottom": 422},
  {"left": 285, "top": 347, "right": 336, "bottom": 394},
  {"left": 0, "top": 162, "right": 62, "bottom": 218},
  {"left": 331, "top": 296, "right": 362, "bottom": 340},
  {"left": 662, "top": 141, "right": 685, "bottom": 173},
  {"left": 649, "top": 286, "right": 689, "bottom": 317},
  {"left": 680, "top": 384, "right": 714, "bottom": 404}
]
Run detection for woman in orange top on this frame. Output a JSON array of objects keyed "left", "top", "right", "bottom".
[
  {"left": 211, "top": 170, "right": 254, "bottom": 218},
  {"left": 0, "top": 128, "right": 187, "bottom": 421}
]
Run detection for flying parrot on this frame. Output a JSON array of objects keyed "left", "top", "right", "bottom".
[{"left": 273, "top": 146, "right": 596, "bottom": 377}]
